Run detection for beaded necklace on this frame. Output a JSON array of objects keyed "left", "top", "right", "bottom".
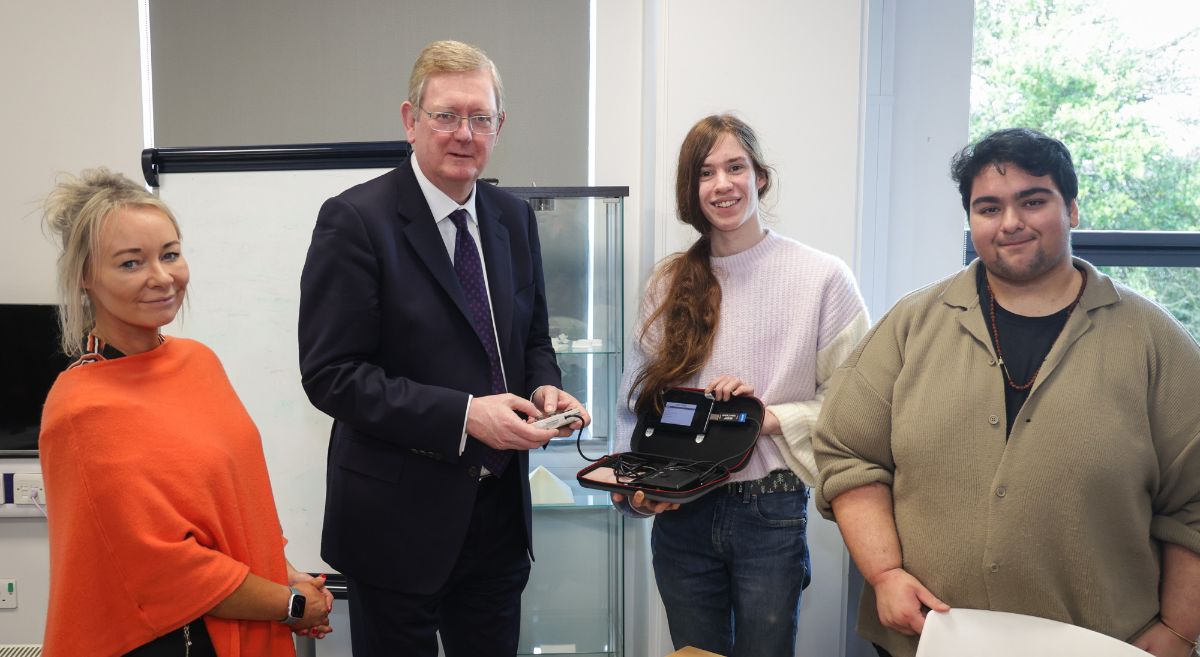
[{"left": 985, "top": 269, "right": 1087, "bottom": 391}]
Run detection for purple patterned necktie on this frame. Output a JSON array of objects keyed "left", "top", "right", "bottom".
[{"left": 449, "top": 209, "right": 512, "bottom": 476}]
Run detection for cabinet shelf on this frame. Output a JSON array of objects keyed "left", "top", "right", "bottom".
[{"left": 552, "top": 347, "right": 621, "bottom": 355}]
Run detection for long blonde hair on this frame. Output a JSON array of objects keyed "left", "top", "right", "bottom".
[{"left": 43, "top": 168, "right": 180, "bottom": 356}]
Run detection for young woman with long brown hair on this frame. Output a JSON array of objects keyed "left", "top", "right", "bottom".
[{"left": 613, "top": 114, "right": 869, "bottom": 656}]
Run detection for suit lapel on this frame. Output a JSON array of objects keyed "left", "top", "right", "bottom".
[
  {"left": 476, "top": 188, "right": 514, "bottom": 354},
  {"left": 394, "top": 165, "right": 474, "bottom": 325}
]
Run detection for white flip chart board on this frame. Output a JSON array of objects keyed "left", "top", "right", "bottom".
[{"left": 160, "top": 167, "right": 390, "bottom": 572}]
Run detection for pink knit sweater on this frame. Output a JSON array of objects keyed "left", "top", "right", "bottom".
[{"left": 617, "top": 229, "right": 868, "bottom": 484}]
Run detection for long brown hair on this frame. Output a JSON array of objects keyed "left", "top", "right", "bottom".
[{"left": 628, "top": 114, "right": 773, "bottom": 416}]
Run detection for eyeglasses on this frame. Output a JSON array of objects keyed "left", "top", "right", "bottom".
[{"left": 417, "top": 107, "right": 502, "bottom": 135}]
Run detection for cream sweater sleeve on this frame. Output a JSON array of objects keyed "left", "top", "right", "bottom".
[{"left": 769, "top": 310, "right": 869, "bottom": 486}]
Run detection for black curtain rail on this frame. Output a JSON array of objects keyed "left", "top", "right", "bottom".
[
  {"left": 142, "top": 141, "right": 413, "bottom": 187},
  {"left": 314, "top": 573, "right": 349, "bottom": 600},
  {"left": 965, "top": 230, "right": 1200, "bottom": 267},
  {"left": 140, "top": 142, "right": 629, "bottom": 201}
]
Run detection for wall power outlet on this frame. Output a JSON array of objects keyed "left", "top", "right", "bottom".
[
  {"left": 0, "top": 579, "right": 15, "bottom": 609},
  {"left": 13, "top": 473, "right": 45, "bottom": 505}
]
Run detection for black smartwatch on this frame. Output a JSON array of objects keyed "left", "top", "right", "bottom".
[{"left": 281, "top": 586, "right": 305, "bottom": 624}]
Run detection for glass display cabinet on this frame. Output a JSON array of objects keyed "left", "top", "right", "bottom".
[{"left": 507, "top": 187, "right": 627, "bottom": 657}]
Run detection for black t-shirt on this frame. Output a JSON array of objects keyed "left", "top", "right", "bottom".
[{"left": 976, "top": 267, "right": 1073, "bottom": 436}]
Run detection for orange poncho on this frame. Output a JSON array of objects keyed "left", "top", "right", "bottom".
[{"left": 39, "top": 338, "right": 296, "bottom": 657}]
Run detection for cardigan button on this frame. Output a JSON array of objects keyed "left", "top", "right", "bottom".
[
  {"left": 988, "top": 357, "right": 996, "bottom": 366},
  {"left": 988, "top": 414, "right": 1000, "bottom": 425},
  {"left": 995, "top": 486, "right": 1007, "bottom": 498},
  {"left": 989, "top": 563, "right": 1000, "bottom": 573}
]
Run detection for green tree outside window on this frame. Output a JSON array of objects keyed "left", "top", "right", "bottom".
[{"left": 971, "top": 0, "right": 1200, "bottom": 336}]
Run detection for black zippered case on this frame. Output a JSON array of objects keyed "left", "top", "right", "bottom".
[{"left": 577, "top": 387, "right": 764, "bottom": 503}]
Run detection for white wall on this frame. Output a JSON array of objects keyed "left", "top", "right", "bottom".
[
  {"left": 0, "top": 460, "right": 50, "bottom": 643},
  {"left": 0, "top": 0, "right": 144, "bottom": 304},
  {"left": 652, "top": 3, "right": 866, "bottom": 266},
  {"left": 0, "top": 0, "right": 144, "bottom": 644},
  {"left": 875, "top": 0, "right": 974, "bottom": 309}
]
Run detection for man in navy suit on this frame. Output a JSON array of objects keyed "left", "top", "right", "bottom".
[{"left": 298, "top": 40, "right": 589, "bottom": 657}]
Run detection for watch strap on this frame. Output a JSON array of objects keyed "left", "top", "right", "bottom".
[{"left": 281, "top": 586, "right": 303, "bottom": 624}]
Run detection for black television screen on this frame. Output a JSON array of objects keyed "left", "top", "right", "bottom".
[{"left": 1, "top": 304, "right": 70, "bottom": 455}]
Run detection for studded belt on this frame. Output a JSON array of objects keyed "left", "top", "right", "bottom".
[{"left": 726, "top": 470, "right": 806, "bottom": 498}]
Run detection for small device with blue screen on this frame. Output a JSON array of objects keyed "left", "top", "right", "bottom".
[{"left": 649, "top": 389, "right": 714, "bottom": 435}]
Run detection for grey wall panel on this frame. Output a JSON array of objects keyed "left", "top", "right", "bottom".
[{"left": 149, "top": 0, "right": 588, "bottom": 186}]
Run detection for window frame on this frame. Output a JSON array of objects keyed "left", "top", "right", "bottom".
[{"left": 964, "top": 230, "right": 1200, "bottom": 267}]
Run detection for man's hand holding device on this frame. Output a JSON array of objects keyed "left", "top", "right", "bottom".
[
  {"left": 531, "top": 385, "right": 591, "bottom": 437},
  {"left": 469, "top": 380, "right": 594, "bottom": 450},
  {"left": 533, "top": 408, "right": 585, "bottom": 430},
  {"left": 468, "top": 393, "right": 560, "bottom": 450}
]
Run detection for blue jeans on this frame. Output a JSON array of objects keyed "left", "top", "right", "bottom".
[{"left": 651, "top": 480, "right": 811, "bottom": 657}]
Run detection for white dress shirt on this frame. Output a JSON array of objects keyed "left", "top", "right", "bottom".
[{"left": 410, "top": 155, "right": 509, "bottom": 457}]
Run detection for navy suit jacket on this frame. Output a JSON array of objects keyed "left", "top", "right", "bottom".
[{"left": 298, "top": 160, "right": 561, "bottom": 594}]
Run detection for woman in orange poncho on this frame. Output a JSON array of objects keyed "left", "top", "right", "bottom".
[{"left": 38, "top": 168, "right": 332, "bottom": 657}]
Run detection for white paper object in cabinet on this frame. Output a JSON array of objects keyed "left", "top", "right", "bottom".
[{"left": 528, "top": 465, "right": 574, "bottom": 505}]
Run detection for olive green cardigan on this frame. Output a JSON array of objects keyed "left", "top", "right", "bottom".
[{"left": 815, "top": 259, "right": 1200, "bottom": 657}]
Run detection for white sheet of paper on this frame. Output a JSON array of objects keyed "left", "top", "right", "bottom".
[{"left": 916, "top": 608, "right": 1146, "bottom": 657}]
